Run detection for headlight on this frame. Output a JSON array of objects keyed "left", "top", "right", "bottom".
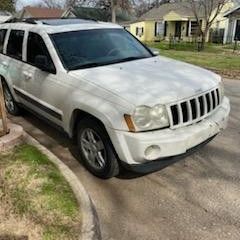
[
  {"left": 130, "top": 104, "right": 169, "bottom": 131},
  {"left": 219, "top": 81, "right": 224, "bottom": 100}
]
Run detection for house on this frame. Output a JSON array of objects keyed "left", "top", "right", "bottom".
[
  {"left": 15, "top": 6, "right": 76, "bottom": 19},
  {"left": 224, "top": 4, "right": 240, "bottom": 43},
  {"left": 129, "top": 1, "right": 236, "bottom": 43}
]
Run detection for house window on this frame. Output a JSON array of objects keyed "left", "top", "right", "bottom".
[
  {"left": 136, "top": 27, "right": 144, "bottom": 37},
  {"left": 191, "top": 21, "right": 202, "bottom": 36},
  {"left": 155, "top": 21, "right": 164, "bottom": 36}
]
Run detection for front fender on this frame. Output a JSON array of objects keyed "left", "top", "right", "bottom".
[{"left": 63, "top": 90, "right": 133, "bottom": 136}]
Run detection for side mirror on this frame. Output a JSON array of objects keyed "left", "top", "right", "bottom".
[
  {"left": 34, "top": 55, "right": 51, "bottom": 72},
  {"left": 149, "top": 48, "right": 160, "bottom": 56}
]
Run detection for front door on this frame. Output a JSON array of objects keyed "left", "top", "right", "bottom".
[
  {"left": 175, "top": 21, "right": 182, "bottom": 39},
  {"left": 19, "top": 32, "right": 64, "bottom": 126},
  {"left": 235, "top": 20, "right": 240, "bottom": 41}
]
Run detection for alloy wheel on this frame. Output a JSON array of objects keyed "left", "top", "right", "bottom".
[
  {"left": 3, "top": 87, "right": 15, "bottom": 113},
  {"left": 80, "top": 128, "right": 107, "bottom": 170}
]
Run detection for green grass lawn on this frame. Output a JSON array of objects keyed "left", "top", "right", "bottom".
[
  {"left": 147, "top": 42, "right": 240, "bottom": 77},
  {"left": 0, "top": 144, "right": 81, "bottom": 240}
]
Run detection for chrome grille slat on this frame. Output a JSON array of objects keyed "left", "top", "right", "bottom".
[
  {"left": 216, "top": 89, "right": 220, "bottom": 105},
  {"left": 203, "top": 94, "right": 208, "bottom": 115},
  {"left": 186, "top": 101, "right": 192, "bottom": 122},
  {"left": 209, "top": 91, "right": 213, "bottom": 111},
  {"left": 177, "top": 103, "right": 183, "bottom": 125},
  {"left": 169, "top": 88, "right": 221, "bottom": 129},
  {"left": 195, "top": 97, "right": 201, "bottom": 119}
]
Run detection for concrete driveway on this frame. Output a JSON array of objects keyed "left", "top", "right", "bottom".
[{"left": 10, "top": 78, "right": 240, "bottom": 240}]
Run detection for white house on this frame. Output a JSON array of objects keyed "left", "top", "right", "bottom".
[{"left": 224, "top": 4, "right": 240, "bottom": 43}]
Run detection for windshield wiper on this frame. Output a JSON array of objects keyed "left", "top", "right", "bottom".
[
  {"left": 70, "top": 62, "right": 101, "bottom": 71},
  {"left": 69, "top": 56, "right": 150, "bottom": 70},
  {"left": 113, "top": 56, "right": 149, "bottom": 64}
]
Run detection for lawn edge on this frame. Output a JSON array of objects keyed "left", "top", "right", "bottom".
[{"left": 23, "top": 132, "right": 102, "bottom": 240}]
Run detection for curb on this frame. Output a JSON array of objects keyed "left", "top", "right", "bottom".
[
  {"left": 0, "top": 123, "right": 25, "bottom": 151},
  {"left": 24, "top": 132, "right": 102, "bottom": 240}
]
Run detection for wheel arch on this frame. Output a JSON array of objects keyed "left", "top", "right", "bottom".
[
  {"left": 69, "top": 108, "right": 109, "bottom": 140},
  {"left": 0, "top": 74, "right": 7, "bottom": 84},
  {"left": 0, "top": 74, "right": 19, "bottom": 102}
]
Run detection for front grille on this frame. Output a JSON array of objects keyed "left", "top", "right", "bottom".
[{"left": 168, "top": 88, "right": 221, "bottom": 128}]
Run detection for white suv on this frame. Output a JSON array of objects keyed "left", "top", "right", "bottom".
[{"left": 0, "top": 19, "right": 230, "bottom": 178}]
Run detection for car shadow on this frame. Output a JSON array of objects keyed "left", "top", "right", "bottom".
[{"left": 9, "top": 110, "right": 209, "bottom": 180}]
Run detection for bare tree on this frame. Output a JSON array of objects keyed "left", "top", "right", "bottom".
[
  {"left": 186, "top": 0, "right": 229, "bottom": 50},
  {"left": 134, "top": 0, "right": 171, "bottom": 18},
  {"left": 0, "top": 0, "right": 15, "bottom": 12},
  {"left": 64, "top": 0, "right": 93, "bottom": 8},
  {"left": 41, "top": 0, "right": 133, "bottom": 22},
  {"left": 41, "top": 0, "right": 63, "bottom": 8},
  {"left": 41, "top": 0, "right": 90, "bottom": 9},
  {"left": 96, "top": 0, "right": 133, "bottom": 23}
]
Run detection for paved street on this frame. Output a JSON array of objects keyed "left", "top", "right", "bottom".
[{"left": 10, "top": 79, "right": 240, "bottom": 240}]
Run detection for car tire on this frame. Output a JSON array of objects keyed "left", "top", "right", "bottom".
[
  {"left": 77, "top": 118, "right": 119, "bottom": 179},
  {"left": 1, "top": 80, "right": 20, "bottom": 116}
]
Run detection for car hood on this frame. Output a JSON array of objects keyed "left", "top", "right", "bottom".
[{"left": 69, "top": 56, "right": 221, "bottom": 106}]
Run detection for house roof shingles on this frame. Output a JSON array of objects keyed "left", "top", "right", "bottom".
[
  {"left": 24, "top": 6, "right": 65, "bottom": 18},
  {"left": 140, "top": 3, "right": 193, "bottom": 21}
]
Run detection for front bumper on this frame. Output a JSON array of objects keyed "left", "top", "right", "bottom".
[{"left": 108, "top": 97, "right": 230, "bottom": 165}]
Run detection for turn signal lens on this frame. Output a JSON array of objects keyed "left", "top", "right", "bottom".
[{"left": 124, "top": 114, "right": 136, "bottom": 132}]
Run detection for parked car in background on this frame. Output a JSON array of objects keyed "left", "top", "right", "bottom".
[{"left": 0, "top": 19, "right": 230, "bottom": 178}]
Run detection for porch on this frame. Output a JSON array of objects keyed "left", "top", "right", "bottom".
[
  {"left": 155, "top": 11, "right": 202, "bottom": 42},
  {"left": 224, "top": 7, "right": 240, "bottom": 43}
]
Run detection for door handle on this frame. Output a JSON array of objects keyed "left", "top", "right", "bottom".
[{"left": 23, "top": 71, "right": 32, "bottom": 80}]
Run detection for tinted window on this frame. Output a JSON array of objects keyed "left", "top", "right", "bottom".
[
  {"left": 27, "top": 32, "right": 55, "bottom": 72},
  {"left": 51, "top": 29, "right": 152, "bottom": 71},
  {"left": 7, "top": 30, "right": 24, "bottom": 60},
  {"left": 0, "top": 29, "right": 7, "bottom": 53}
]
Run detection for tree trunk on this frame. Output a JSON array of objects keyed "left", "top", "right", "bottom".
[
  {"left": 201, "top": 29, "right": 208, "bottom": 51},
  {"left": 111, "top": 0, "right": 117, "bottom": 23}
]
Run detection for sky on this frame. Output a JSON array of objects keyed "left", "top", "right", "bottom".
[
  {"left": 16, "top": 0, "right": 65, "bottom": 10},
  {"left": 16, "top": 0, "right": 42, "bottom": 10},
  {"left": 14, "top": 0, "right": 240, "bottom": 11}
]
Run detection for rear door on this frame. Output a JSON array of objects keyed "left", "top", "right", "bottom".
[
  {"left": 4, "top": 29, "right": 26, "bottom": 93},
  {"left": 0, "top": 28, "right": 8, "bottom": 77},
  {"left": 18, "top": 31, "right": 63, "bottom": 125}
]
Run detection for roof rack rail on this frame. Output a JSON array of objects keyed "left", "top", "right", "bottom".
[
  {"left": 4, "top": 17, "right": 37, "bottom": 24},
  {"left": 4, "top": 17, "right": 98, "bottom": 24}
]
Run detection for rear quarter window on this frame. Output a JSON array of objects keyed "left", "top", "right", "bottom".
[
  {"left": 0, "top": 29, "right": 7, "bottom": 53},
  {"left": 7, "top": 30, "right": 24, "bottom": 60}
]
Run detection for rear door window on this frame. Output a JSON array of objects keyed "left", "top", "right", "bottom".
[
  {"left": 0, "top": 29, "right": 7, "bottom": 53},
  {"left": 7, "top": 30, "right": 24, "bottom": 60}
]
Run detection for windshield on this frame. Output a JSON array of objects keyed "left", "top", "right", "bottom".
[{"left": 50, "top": 29, "right": 153, "bottom": 70}]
